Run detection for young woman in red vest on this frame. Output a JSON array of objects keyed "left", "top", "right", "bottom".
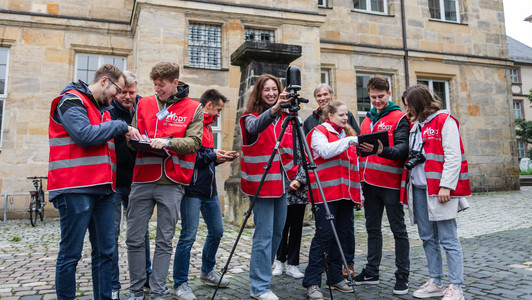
[
  {"left": 402, "top": 84, "right": 470, "bottom": 300},
  {"left": 240, "top": 74, "right": 293, "bottom": 300},
  {"left": 302, "top": 100, "right": 362, "bottom": 300}
]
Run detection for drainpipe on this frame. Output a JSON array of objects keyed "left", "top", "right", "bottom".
[{"left": 400, "top": 0, "right": 410, "bottom": 87}]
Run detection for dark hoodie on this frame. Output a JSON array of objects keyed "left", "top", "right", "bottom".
[{"left": 49, "top": 80, "right": 129, "bottom": 201}]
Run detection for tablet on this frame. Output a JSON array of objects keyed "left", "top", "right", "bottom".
[
  {"left": 129, "top": 139, "right": 168, "bottom": 157},
  {"left": 358, "top": 131, "right": 389, "bottom": 157}
]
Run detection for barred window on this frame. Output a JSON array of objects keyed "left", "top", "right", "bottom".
[
  {"left": 354, "top": 0, "right": 386, "bottom": 14},
  {"left": 75, "top": 54, "right": 126, "bottom": 83},
  {"left": 189, "top": 23, "right": 222, "bottom": 69},
  {"left": 428, "top": 0, "right": 459, "bottom": 22},
  {"left": 244, "top": 28, "right": 275, "bottom": 43},
  {"left": 0, "top": 48, "right": 9, "bottom": 149}
]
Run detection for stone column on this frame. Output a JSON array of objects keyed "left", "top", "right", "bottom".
[{"left": 224, "top": 41, "right": 301, "bottom": 226}]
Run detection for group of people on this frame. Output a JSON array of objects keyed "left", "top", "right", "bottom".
[
  {"left": 240, "top": 74, "right": 470, "bottom": 300},
  {"left": 47, "top": 62, "right": 470, "bottom": 300}
]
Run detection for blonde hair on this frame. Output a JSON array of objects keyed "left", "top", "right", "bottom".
[{"left": 322, "top": 100, "right": 357, "bottom": 137}]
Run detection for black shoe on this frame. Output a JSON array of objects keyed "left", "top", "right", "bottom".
[
  {"left": 354, "top": 268, "right": 379, "bottom": 285},
  {"left": 393, "top": 277, "right": 409, "bottom": 295},
  {"left": 143, "top": 279, "right": 150, "bottom": 290}
]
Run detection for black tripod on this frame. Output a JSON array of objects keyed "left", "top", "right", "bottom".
[{"left": 212, "top": 93, "right": 358, "bottom": 300}]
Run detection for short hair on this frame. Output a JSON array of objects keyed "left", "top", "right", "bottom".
[
  {"left": 314, "top": 83, "right": 334, "bottom": 98},
  {"left": 366, "top": 75, "right": 390, "bottom": 92},
  {"left": 401, "top": 84, "right": 442, "bottom": 122},
  {"left": 123, "top": 70, "right": 138, "bottom": 86},
  {"left": 149, "top": 62, "right": 180, "bottom": 82},
  {"left": 91, "top": 64, "right": 124, "bottom": 84},
  {"left": 200, "top": 89, "right": 227, "bottom": 106},
  {"left": 244, "top": 74, "right": 283, "bottom": 115}
]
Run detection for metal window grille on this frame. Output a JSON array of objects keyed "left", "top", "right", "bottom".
[
  {"left": 244, "top": 28, "right": 275, "bottom": 43},
  {"left": 189, "top": 24, "right": 222, "bottom": 69}
]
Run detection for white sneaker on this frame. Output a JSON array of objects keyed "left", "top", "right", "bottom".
[
  {"left": 285, "top": 265, "right": 304, "bottom": 279},
  {"left": 250, "top": 291, "right": 279, "bottom": 300},
  {"left": 272, "top": 260, "right": 285, "bottom": 276},
  {"left": 413, "top": 279, "right": 444, "bottom": 298}
]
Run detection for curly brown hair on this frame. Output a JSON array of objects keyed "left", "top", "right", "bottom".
[
  {"left": 149, "top": 62, "right": 180, "bottom": 82},
  {"left": 244, "top": 74, "right": 283, "bottom": 115}
]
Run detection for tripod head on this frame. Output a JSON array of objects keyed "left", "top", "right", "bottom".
[{"left": 281, "top": 66, "right": 309, "bottom": 113}]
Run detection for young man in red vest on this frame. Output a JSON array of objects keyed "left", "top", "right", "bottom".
[
  {"left": 172, "top": 89, "right": 238, "bottom": 300},
  {"left": 355, "top": 75, "right": 411, "bottom": 295},
  {"left": 125, "top": 62, "right": 203, "bottom": 300},
  {"left": 48, "top": 64, "right": 141, "bottom": 300}
]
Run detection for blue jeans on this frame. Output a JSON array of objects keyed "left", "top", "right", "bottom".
[
  {"left": 112, "top": 186, "right": 152, "bottom": 290},
  {"left": 413, "top": 186, "right": 464, "bottom": 285},
  {"left": 173, "top": 195, "right": 224, "bottom": 287},
  {"left": 250, "top": 195, "right": 287, "bottom": 296},
  {"left": 302, "top": 200, "right": 354, "bottom": 288},
  {"left": 53, "top": 193, "right": 114, "bottom": 300}
]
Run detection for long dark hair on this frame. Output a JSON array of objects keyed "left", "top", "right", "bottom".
[
  {"left": 322, "top": 100, "right": 357, "bottom": 137},
  {"left": 402, "top": 84, "right": 443, "bottom": 122},
  {"left": 244, "top": 74, "right": 283, "bottom": 115}
]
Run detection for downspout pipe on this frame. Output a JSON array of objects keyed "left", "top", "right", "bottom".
[{"left": 401, "top": 0, "right": 410, "bottom": 87}]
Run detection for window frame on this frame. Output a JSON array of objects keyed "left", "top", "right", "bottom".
[
  {"left": 244, "top": 28, "right": 275, "bottom": 43},
  {"left": 428, "top": 0, "right": 460, "bottom": 23},
  {"left": 211, "top": 117, "right": 222, "bottom": 150},
  {"left": 514, "top": 100, "right": 524, "bottom": 120},
  {"left": 74, "top": 53, "right": 127, "bottom": 83},
  {"left": 318, "top": 0, "right": 328, "bottom": 8},
  {"left": 0, "top": 47, "right": 9, "bottom": 150},
  {"left": 188, "top": 23, "right": 222, "bottom": 70},
  {"left": 417, "top": 78, "right": 451, "bottom": 111},
  {"left": 517, "top": 139, "right": 527, "bottom": 159},
  {"left": 321, "top": 70, "right": 330, "bottom": 87},
  {"left": 353, "top": 0, "right": 388, "bottom": 15},
  {"left": 510, "top": 68, "right": 521, "bottom": 84}
]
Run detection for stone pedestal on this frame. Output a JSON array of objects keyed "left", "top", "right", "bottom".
[{"left": 224, "top": 41, "right": 301, "bottom": 226}]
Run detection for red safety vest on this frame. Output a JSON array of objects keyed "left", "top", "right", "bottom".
[
  {"left": 240, "top": 112, "right": 296, "bottom": 198},
  {"left": 306, "top": 124, "right": 361, "bottom": 204},
  {"left": 202, "top": 113, "right": 215, "bottom": 148},
  {"left": 421, "top": 113, "right": 471, "bottom": 197},
  {"left": 360, "top": 110, "right": 407, "bottom": 195},
  {"left": 132, "top": 95, "right": 200, "bottom": 185},
  {"left": 48, "top": 89, "right": 116, "bottom": 192}
]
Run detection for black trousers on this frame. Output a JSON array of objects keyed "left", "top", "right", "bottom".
[
  {"left": 362, "top": 184, "right": 410, "bottom": 279},
  {"left": 276, "top": 204, "right": 306, "bottom": 265}
]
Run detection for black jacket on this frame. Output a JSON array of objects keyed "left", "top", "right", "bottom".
[
  {"left": 109, "top": 96, "right": 140, "bottom": 188},
  {"left": 303, "top": 108, "right": 361, "bottom": 135},
  {"left": 184, "top": 145, "right": 219, "bottom": 198}
]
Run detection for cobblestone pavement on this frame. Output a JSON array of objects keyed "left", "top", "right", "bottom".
[{"left": 1, "top": 187, "right": 532, "bottom": 300}]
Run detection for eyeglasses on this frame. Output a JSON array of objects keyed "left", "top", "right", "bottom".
[{"left": 107, "top": 77, "right": 122, "bottom": 94}]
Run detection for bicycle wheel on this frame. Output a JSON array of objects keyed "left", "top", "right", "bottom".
[
  {"left": 29, "top": 195, "right": 37, "bottom": 227},
  {"left": 38, "top": 194, "right": 45, "bottom": 221}
]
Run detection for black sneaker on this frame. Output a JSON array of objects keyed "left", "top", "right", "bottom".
[
  {"left": 393, "top": 277, "right": 409, "bottom": 295},
  {"left": 354, "top": 268, "right": 379, "bottom": 285}
]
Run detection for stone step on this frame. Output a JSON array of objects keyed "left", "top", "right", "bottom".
[{"left": 519, "top": 176, "right": 532, "bottom": 186}]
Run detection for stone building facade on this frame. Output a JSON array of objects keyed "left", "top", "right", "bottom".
[{"left": 0, "top": 0, "right": 519, "bottom": 215}]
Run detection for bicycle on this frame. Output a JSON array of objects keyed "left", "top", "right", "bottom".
[{"left": 27, "top": 176, "right": 47, "bottom": 227}]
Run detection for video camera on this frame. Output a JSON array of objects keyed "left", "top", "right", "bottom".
[{"left": 281, "top": 66, "right": 309, "bottom": 112}]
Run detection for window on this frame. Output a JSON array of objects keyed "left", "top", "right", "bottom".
[
  {"left": 318, "top": 0, "right": 328, "bottom": 8},
  {"left": 354, "top": 0, "right": 386, "bottom": 14},
  {"left": 428, "top": 0, "right": 459, "bottom": 22},
  {"left": 510, "top": 68, "right": 520, "bottom": 84},
  {"left": 514, "top": 100, "right": 523, "bottom": 120},
  {"left": 189, "top": 23, "right": 222, "bottom": 69},
  {"left": 517, "top": 140, "right": 527, "bottom": 159},
  {"left": 417, "top": 79, "right": 450, "bottom": 110},
  {"left": 75, "top": 54, "right": 126, "bottom": 83},
  {"left": 356, "top": 73, "right": 392, "bottom": 124},
  {"left": 0, "top": 48, "right": 8, "bottom": 148},
  {"left": 321, "top": 70, "right": 330, "bottom": 86},
  {"left": 244, "top": 28, "right": 275, "bottom": 43},
  {"left": 212, "top": 117, "right": 222, "bottom": 150}
]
